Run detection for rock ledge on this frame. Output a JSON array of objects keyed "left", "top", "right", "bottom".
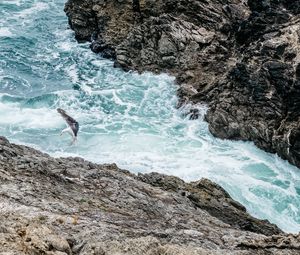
[{"left": 0, "top": 136, "right": 300, "bottom": 254}]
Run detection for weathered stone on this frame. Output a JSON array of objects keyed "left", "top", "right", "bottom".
[
  {"left": 0, "top": 136, "right": 299, "bottom": 254},
  {"left": 64, "top": 0, "right": 300, "bottom": 170}
]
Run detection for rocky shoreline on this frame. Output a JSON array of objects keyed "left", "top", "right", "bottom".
[
  {"left": 64, "top": 0, "right": 300, "bottom": 169},
  {"left": 1, "top": 136, "right": 300, "bottom": 254}
]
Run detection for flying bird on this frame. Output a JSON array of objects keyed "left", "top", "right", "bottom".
[{"left": 57, "top": 108, "right": 79, "bottom": 145}]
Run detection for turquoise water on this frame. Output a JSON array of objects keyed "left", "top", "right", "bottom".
[{"left": 1, "top": 0, "right": 300, "bottom": 233}]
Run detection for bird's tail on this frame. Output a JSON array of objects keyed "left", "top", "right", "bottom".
[{"left": 70, "top": 136, "right": 77, "bottom": 146}]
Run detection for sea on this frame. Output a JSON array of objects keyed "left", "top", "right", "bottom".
[{"left": 0, "top": 0, "right": 300, "bottom": 233}]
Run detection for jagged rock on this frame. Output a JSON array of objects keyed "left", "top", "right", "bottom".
[
  {"left": 64, "top": 0, "right": 300, "bottom": 170},
  {"left": 0, "top": 136, "right": 300, "bottom": 254},
  {"left": 137, "top": 173, "right": 281, "bottom": 236},
  {"left": 21, "top": 224, "right": 71, "bottom": 255}
]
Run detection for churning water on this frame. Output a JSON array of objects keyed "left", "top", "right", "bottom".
[{"left": 1, "top": 0, "right": 300, "bottom": 233}]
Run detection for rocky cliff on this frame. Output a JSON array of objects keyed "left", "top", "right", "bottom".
[
  {"left": 64, "top": 0, "right": 300, "bottom": 169},
  {"left": 0, "top": 136, "right": 300, "bottom": 254}
]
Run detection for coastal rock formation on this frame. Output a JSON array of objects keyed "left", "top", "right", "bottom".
[
  {"left": 205, "top": 0, "right": 300, "bottom": 168},
  {"left": 0, "top": 136, "right": 300, "bottom": 254},
  {"left": 64, "top": 0, "right": 300, "bottom": 169}
]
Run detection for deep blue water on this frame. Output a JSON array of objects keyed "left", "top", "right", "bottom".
[{"left": 1, "top": 0, "right": 300, "bottom": 233}]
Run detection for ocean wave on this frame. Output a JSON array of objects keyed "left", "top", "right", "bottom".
[{"left": 1, "top": 0, "right": 300, "bottom": 234}]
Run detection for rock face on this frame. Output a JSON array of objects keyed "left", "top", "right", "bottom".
[
  {"left": 205, "top": 1, "right": 300, "bottom": 168},
  {"left": 64, "top": 0, "right": 300, "bottom": 169},
  {"left": 1, "top": 136, "right": 300, "bottom": 254}
]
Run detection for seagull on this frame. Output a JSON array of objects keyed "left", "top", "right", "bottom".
[{"left": 57, "top": 108, "right": 79, "bottom": 145}]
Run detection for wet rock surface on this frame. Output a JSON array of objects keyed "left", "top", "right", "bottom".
[
  {"left": 1, "top": 136, "right": 300, "bottom": 254},
  {"left": 64, "top": 0, "right": 300, "bottom": 169}
]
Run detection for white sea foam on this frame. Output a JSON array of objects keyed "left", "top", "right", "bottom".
[
  {"left": 0, "top": 102, "right": 62, "bottom": 128},
  {"left": 0, "top": 27, "right": 13, "bottom": 37},
  {"left": 1, "top": 0, "right": 300, "bottom": 234},
  {"left": 80, "top": 84, "right": 93, "bottom": 95},
  {"left": 56, "top": 41, "right": 73, "bottom": 52},
  {"left": 1, "top": 0, "right": 22, "bottom": 6},
  {"left": 66, "top": 64, "right": 79, "bottom": 84},
  {"left": 15, "top": 2, "right": 48, "bottom": 18}
]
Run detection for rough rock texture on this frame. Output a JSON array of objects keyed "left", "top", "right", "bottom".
[
  {"left": 0, "top": 136, "right": 300, "bottom": 254},
  {"left": 64, "top": 0, "right": 300, "bottom": 169},
  {"left": 137, "top": 172, "right": 281, "bottom": 236},
  {"left": 205, "top": 0, "right": 300, "bottom": 168}
]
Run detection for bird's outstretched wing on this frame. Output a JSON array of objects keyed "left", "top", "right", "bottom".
[{"left": 57, "top": 108, "right": 79, "bottom": 137}]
